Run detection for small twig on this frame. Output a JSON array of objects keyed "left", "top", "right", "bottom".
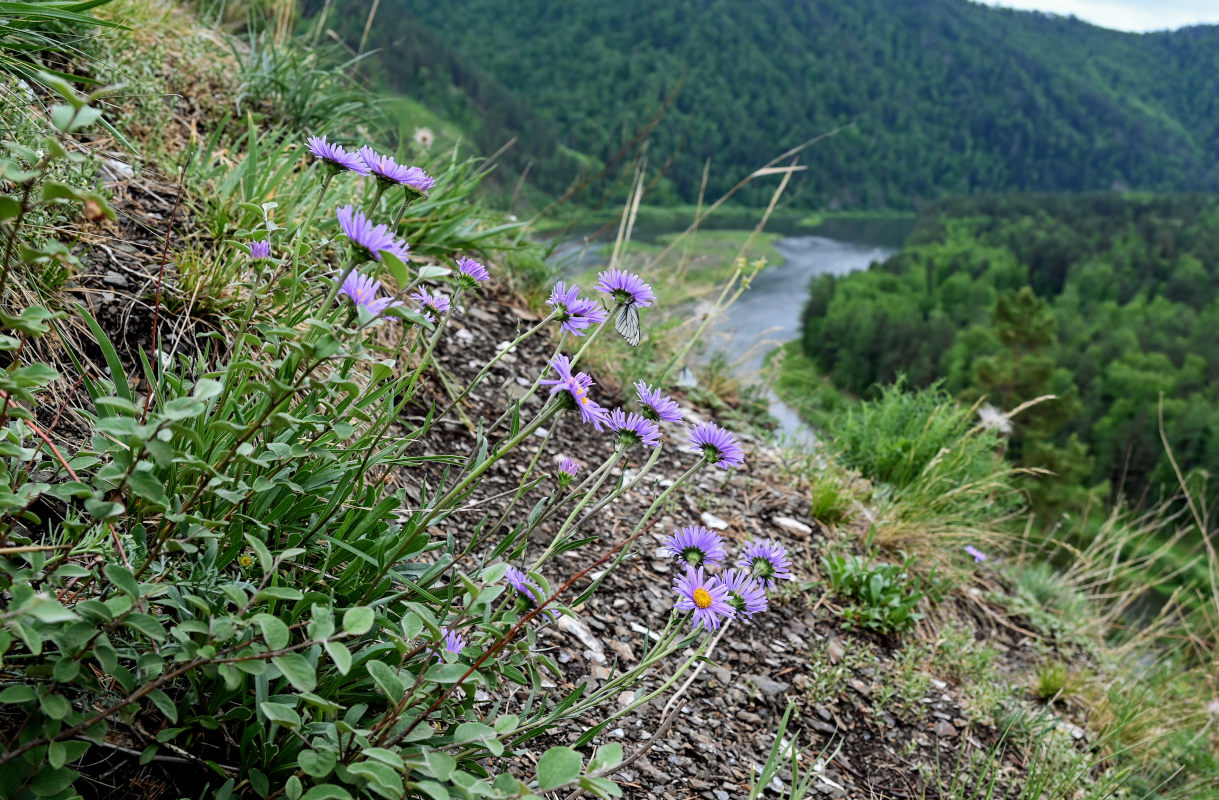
[{"left": 143, "top": 153, "right": 191, "bottom": 422}]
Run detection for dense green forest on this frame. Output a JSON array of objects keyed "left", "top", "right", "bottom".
[
  {"left": 800, "top": 194, "right": 1219, "bottom": 513},
  {"left": 309, "top": 0, "right": 1219, "bottom": 208}
]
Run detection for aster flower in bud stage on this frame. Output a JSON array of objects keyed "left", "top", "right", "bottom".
[
  {"left": 336, "top": 205, "right": 411, "bottom": 263},
  {"left": 673, "top": 566, "right": 734, "bottom": 630},
  {"left": 412, "top": 287, "right": 450, "bottom": 320},
  {"left": 634, "top": 380, "right": 683, "bottom": 423},
  {"left": 595, "top": 267, "right": 655, "bottom": 308},
  {"left": 539, "top": 355, "right": 608, "bottom": 430},
  {"left": 605, "top": 408, "right": 661, "bottom": 448},
  {"left": 721, "top": 568, "right": 768, "bottom": 618},
  {"left": 248, "top": 239, "right": 271, "bottom": 260},
  {"left": 440, "top": 627, "right": 466, "bottom": 655},
  {"left": 964, "top": 545, "right": 988, "bottom": 563},
  {"left": 557, "top": 457, "right": 580, "bottom": 487},
  {"left": 307, "top": 135, "right": 369, "bottom": 175},
  {"left": 546, "top": 281, "right": 608, "bottom": 336},
  {"left": 455, "top": 256, "right": 490, "bottom": 290},
  {"left": 341, "top": 272, "right": 403, "bottom": 317},
  {"left": 687, "top": 421, "right": 745, "bottom": 469},
  {"left": 504, "top": 566, "right": 546, "bottom": 608},
  {"left": 661, "top": 525, "right": 726, "bottom": 568},
  {"left": 737, "top": 538, "right": 794, "bottom": 590},
  {"left": 400, "top": 165, "right": 435, "bottom": 195}
]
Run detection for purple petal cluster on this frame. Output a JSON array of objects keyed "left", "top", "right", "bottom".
[
  {"left": 662, "top": 525, "right": 726, "bottom": 568},
  {"left": 964, "top": 545, "right": 987, "bottom": 563},
  {"left": 307, "top": 136, "right": 369, "bottom": 175},
  {"left": 336, "top": 205, "right": 411, "bottom": 263},
  {"left": 455, "top": 256, "right": 490, "bottom": 290},
  {"left": 412, "top": 287, "right": 451, "bottom": 319},
  {"left": 595, "top": 268, "right": 655, "bottom": 308},
  {"left": 358, "top": 146, "right": 434, "bottom": 194},
  {"left": 557, "top": 457, "right": 580, "bottom": 483},
  {"left": 736, "top": 539, "right": 794, "bottom": 590},
  {"left": 248, "top": 239, "right": 271, "bottom": 260},
  {"left": 605, "top": 408, "right": 661, "bottom": 448},
  {"left": 721, "top": 569, "right": 768, "bottom": 618},
  {"left": 673, "top": 566, "right": 734, "bottom": 630},
  {"left": 546, "top": 281, "right": 607, "bottom": 336},
  {"left": 634, "top": 380, "right": 683, "bottom": 423},
  {"left": 539, "top": 355, "right": 608, "bottom": 430},
  {"left": 341, "top": 272, "right": 403, "bottom": 317},
  {"left": 505, "top": 566, "right": 546, "bottom": 608},
  {"left": 688, "top": 421, "right": 745, "bottom": 469},
  {"left": 440, "top": 627, "right": 466, "bottom": 655}
]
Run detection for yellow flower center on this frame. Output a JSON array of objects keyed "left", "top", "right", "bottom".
[{"left": 692, "top": 587, "right": 712, "bottom": 609}]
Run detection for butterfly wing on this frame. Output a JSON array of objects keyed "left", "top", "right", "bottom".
[{"left": 614, "top": 303, "right": 640, "bottom": 347}]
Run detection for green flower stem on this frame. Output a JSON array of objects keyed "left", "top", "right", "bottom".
[
  {"left": 366, "top": 181, "right": 388, "bottom": 217},
  {"left": 572, "top": 456, "right": 710, "bottom": 605},
  {"left": 288, "top": 171, "right": 334, "bottom": 308},
  {"left": 482, "top": 419, "right": 559, "bottom": 543},
  {"left": 565, "top": 306, "right": 613, "bottom": 372},
  {"left": 400, "top": 289, "right": 462, "bottom": 402},
  {"left": 429, "top": 310, "right": 558, "bottom": 429},
  {"left": 532, "top": 448, "right": 625, "bottom": 569},
  {"left": 566, "top": 444, "right": 664, "bottom": 529},
  {"left": 490, "top": 330, "right": 568, "bottom": 433},
  {"left": 392, "top": 187, "right": 421, "bottom": 230},
  {"left": 317, "top": 250, "right": 364, "bottom": 321}
]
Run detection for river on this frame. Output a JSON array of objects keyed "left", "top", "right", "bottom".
[{"left": 704, "top": 236, "right": 895, "bottom": 441}]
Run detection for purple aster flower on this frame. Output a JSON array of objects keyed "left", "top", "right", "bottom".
[
  {"left": 688, "top": 421, "right": 745, "bottom": 469},
  {"left": 673, "top": 566, "right": 734, "bottom": 630},
  {"left": 722, "top": 569, "right": 768, "bottom": 618},
  {"left": 401, "top": 165, "right": 435, "bottom": 195},
  {"left": 248, "top": 239, "right": 271, "bottom": 260},
  {"left": 661, "top": 525, "right": 726, "bottom": 568},
  {"left": 412, "top": 287, "right": 450, "bottom": 320},
  {"left": 440, "top": 627, "right": 466, "bottom": 655},
  {"left": 539, "top": 355, "right": 608, "bottom": 430},
  {"left": 964, "top": 545, "right": 987, "bottom": 563},
  {"left": 557, "top": 457, "right": 580, "bottom": 487},
  {"left": 634, "top": 380, "right": 683, "bottom": 424},
  {"left": 455, "top": 256, "right": 490, "bottom": 290},
  {"left": 504, "top": 566, "right": 546, "bottom": 608},
  {"left": 737, "top": 539, "right": 794, "bottom": 590},
  {"left": 605, "top": 408, "right": 661, "bottom": 448},
  {"left": 307, "top": 135, "right": 368, "bottom": 175},
  {"left": 336, "top": 205, "right": 411, "bottom": 263},
  {"left": 595, "top": 268, "right": 655, "bottom": 308},
  {"left": 341, "top": 271, "right": 403, "bottom": 317},
  {"left": 546, "top": 281, "right": 608, "bottom": 336}
]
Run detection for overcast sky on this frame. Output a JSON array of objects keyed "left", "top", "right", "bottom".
[{"left": 978, "top": 0, "right": 1219, "bottom": 32}]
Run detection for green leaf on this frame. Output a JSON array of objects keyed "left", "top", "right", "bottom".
[
  {"left": 342, "top": 606, "right": 374, "bottom": 635},
  {"left": 40, "top": 693, "right": 71, "bottom": 720},
  {"left": 259, "top": 701, "right": 301, "bottom": 729},
  {"left": 103, "top": 563, "right": 139, "bottom": 597},
  {"left": 452, "top": 721, "right": 503, "bottom": 755},
  {"left": 272, "top": 653, "right": 317, "bottom": 693},
  {"left": 300, "top": 785, "right": 351, "bottom": 800},
  {"left": 28, "top": 766, "right": 80, "bottom": 797},
  {"left": 365, "top": 660, "right": 403, "bottom": 701},
  {"left": 589, "top": 743, "right": 623, "bottom": 773},
  {"left": 381, "top": 251, "right": 409, "bottom": 288},
  {"left": 324, "top": 640, "right": 351, "bottom": 675},
  {"left": 146, "top": 689, "right": 178, "bottom": 723},
  {"left": 0, "top": 685, "right": 35, "bottom": 703},
  {"left": 347, "top": 760, "right": 403, "bottom": 799},
  {"left": 255, "top": 614, "right": 291, "bottom": 650},
  {"left": 535, "top": 746, "right": 583, "bottom": 791},
  {"left": 257, "top": 586, "right": 304, "bottom": 602},
  {"left": 298, "top": 747, "right": 337, "bottom": 778},
  {"left": 423, "top": 662, "right": 469, "bottom": 684},
  {"left": 243, "top": 533, "right": 274, "bottom": 573}
]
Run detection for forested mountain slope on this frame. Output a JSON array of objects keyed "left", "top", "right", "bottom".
[
  {"left": 801, "top": 193, "right": 1219, "bottom": 512},
  {"left": 314, "top": 0, "right": 1219, "bottom": 208}
]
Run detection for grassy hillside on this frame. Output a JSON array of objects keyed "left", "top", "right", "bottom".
[{"left": 315, "top": 0, "right": 1219, "bottom": 208}]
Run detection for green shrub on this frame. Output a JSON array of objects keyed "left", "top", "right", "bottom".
[{"left": 820, "top": 551, "right": 928, "bottom": 633}]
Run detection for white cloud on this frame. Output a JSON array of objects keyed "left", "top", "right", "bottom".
[{"left": 976, "top": 0, "right": 1219, "bottom": 32}]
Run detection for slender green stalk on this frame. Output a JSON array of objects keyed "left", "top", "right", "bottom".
[{"left": 532, "top": 448, "right": 625, "bottom": 568}]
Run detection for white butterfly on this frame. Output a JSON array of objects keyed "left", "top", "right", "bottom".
[{"left": 614, "top": 302, "right": 641, "bottom": 347}]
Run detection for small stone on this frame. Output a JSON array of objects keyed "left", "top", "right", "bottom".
[
  {"left": 714, "top": 791, "right": 730, "bottom": 800},
  {"left": 102, "top": 270, "right": 128, "bottom": 288},
  {"left": 652, "top": 560, "right": 670, "bottom": 574},
  {"left": 827, "top": 639, "right": 846, "bottom": 664},
  {"left": 774, "top": 516, "right": 813, "bottom": 536},
  {"left": 610, "top": 728, "right": 625, "bottom": 738},
  {"left": 738, "top": 710, "right": 763, "bottom": 724},
  {"left": 700, "top": 511, "right": 729, "bottom": 530},
  {"left": 558, "top": 615, "right": 606, "bottom": 663},
  {"left": 934, "top": 721, "right": 957, "bottom": 737},
  {"left": 810, "top": 720, "right": 837, "bottom": 735},
  {"left": 617, "top": 692, "right": 636, "bottom": 707},
  {"left": 454, "top": 328, "right": 474, "bottom": 341},
  {"left": 747, "top": 674, "right": 790, "bottom": 697},
  {"left": 849, "top": 679, "right": 871, "bottom": 698}
]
